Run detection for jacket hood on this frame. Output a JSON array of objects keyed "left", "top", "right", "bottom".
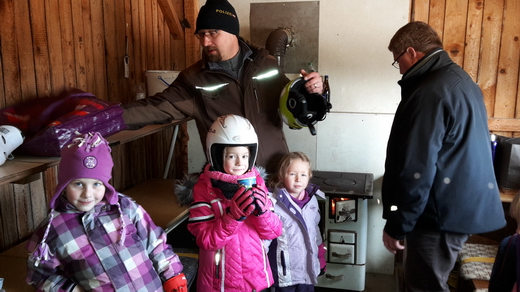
[{"left": 176, "top": 172, "right": 200, "bottom": 207}]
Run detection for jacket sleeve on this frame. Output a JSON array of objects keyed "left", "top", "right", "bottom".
[
  {"left": 249, "top": 212, "right": 282, "bottom": 240},
  {"left": 187, "top": 181, "right": 245, "bottom": 250},
  {"left": 249, "top": 198, "right": 282, "bottom": 239},
  {"left": 314, "top": 203, "right": 326, "bottom": 270},
  {"left": 122, "top": 72, "right": 195, "bottom": 129},
  {"left": 26, "top": 228, "right": 77, "bottom": 292},
  {"left": 129, "top": 199, "right": 184, "bottom": 281},
  {"left": 383, "top": 92, "right": 447, "bottom": 239}
]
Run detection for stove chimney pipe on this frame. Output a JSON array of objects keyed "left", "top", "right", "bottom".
[{"left": 265, "top": 28, "right": 293, "bottom": 70}]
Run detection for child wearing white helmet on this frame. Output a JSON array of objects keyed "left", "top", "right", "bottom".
[
  {"left": 186, "top": 114, "right": 282, "bottom": 292},
  {"left": 25, "top": 132, "right": 187, "bottom": 292}
]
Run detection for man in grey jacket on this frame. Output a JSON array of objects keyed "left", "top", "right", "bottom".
[
  {"left": 382, "top": 21, "right": 505, "bottom": 291},
  {"left": 123, "top": 0, "right": 324, "bottom": 173}
]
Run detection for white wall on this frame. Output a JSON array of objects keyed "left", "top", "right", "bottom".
[{"left": 188, "top": 0, "right": 411, "bottom": 275}]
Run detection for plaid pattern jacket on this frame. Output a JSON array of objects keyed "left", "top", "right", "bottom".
[{"left": 26, "top": 194, "right": 183, "bottom": 291}]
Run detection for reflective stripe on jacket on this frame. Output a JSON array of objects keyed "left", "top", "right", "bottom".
[{"left": 123, "top": 39, "right": 290, "bottom": 173}]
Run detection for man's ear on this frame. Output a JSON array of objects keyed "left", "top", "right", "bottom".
[
  {"left": 408, "top": 47, "right": 425, "bottom": 62},
  {"left": 407, "top": 47, "right": 417, "bottom": 58}
]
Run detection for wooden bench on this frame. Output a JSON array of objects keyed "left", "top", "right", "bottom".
[
  {"left": 106, "top": 120, "right": 191, "bottom": 233},
  {"left": 123, "top": 178, "right": 189, "bottom": 233},
  {"left": 0, "top": 240, "right": 35, "bottom": 291}
]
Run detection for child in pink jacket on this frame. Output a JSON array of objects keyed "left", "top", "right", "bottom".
[{"left": 184, "top": 115, "right": 282, "bottom": 292}]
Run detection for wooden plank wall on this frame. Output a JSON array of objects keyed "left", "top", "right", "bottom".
[
  {"left": 411, "top": 0, "right": 520, "bottom": 136},
  {"left": 0, "top": 0, "right": 199, "bottom": 252},
  {"left": 0, "top": 0, "right": 199, "bottom": 105}
]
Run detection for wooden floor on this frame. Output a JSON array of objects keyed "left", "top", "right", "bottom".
[
  {"left": 315, "top": 272, "right": 398, "bottom": 292},
  {"left": 364, "top": 273, "right": 398, "bottom": 292}
]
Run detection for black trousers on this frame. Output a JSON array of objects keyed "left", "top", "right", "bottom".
[{"left": 404, "top": 228, "right": 469, "bottom": 292}]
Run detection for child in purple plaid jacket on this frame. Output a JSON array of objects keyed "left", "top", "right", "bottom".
[{"left": 26, "top": 132, "right": 187, "bottom": 292}]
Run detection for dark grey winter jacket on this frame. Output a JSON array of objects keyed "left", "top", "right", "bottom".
[{"left": 382, "top": 49, "right": 505, "bottom": 239}]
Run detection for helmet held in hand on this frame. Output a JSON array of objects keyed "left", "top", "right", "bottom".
[{"left": 279, "top": 77, "right": 331, "bottom": 135}]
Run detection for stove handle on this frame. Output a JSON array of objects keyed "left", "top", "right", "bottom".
[
  {"left": 338, "top": 210, "right": 354, "bottom": 216},
  {"left": 332, "top": 251, "right": 352, "bottom": 259},
  {"left": 325, "top": 273, "right": 345, "bottom": 280}
]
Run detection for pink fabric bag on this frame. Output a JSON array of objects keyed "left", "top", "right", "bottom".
[{"left": 0, "top": 89, "right": 127, "bottom": 157}]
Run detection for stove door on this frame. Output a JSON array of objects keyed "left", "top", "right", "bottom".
[
  {"left": 335, "top": 199, "right": 356, "bottom": 223},
  {"left": 318, "top": 264, "right": 366, "bottom": 291},
  {"left": 328, "top": 230, "right": 356, "bottom": 264},
  {"left": 329, "top": 243, "right": 355, "bottom": 264}
]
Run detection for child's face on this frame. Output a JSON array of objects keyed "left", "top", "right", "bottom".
[
  {"left": 223, "top": 146, "right": 250, "bottom": 175},
  {"left": 283, "top": 158, "right": 310, "bottom": 198},
  {"left": 65, "top": 178, "right": 106, "bottom": 212}
]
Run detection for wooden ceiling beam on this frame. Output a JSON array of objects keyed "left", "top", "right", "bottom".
[
  {"left": 157, "top": 0, "right": 184, "bottom": 40},
  {"left": 184, "top": 0, "right": 200, "bottom": 67}
]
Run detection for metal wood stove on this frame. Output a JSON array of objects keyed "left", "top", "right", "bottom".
[{"left": 311, "top": 171, "right": 374, "bottom": 291}]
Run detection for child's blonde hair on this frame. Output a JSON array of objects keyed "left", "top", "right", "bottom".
[
  {"left": 269, "top": 151, "right": 312, "bottom": 189},
  {"left": 510, "top": 191, "right": 520, "bottom": 223}
]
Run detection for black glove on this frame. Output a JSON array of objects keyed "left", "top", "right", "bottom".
[
  {"left": 228, "top": 187, "right": 255, "bottom": 221},
  {"left": 250, "top": 187, "right": 269, "bottom": 216}
]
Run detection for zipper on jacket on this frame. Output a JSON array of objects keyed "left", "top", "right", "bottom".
[
  {"left": 253, "top": 85, "right": 261, "bottom": 113},
  {"left": 250, "top": 68, "right": 279, "bottom": 114},
  {"left": 215, "top": 249, "right": 221, "bottom": 279},
  {"left": 281, "top": 251, "right": 287, "bottom": 276}
]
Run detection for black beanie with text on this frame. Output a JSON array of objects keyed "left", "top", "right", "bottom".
[{"left": 196, "top": 0, "right": 239, "bottom": 36}]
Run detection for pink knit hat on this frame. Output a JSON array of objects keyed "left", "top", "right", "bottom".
[{"left": 50, "top": 132, "right": 116, "bottom": 208}]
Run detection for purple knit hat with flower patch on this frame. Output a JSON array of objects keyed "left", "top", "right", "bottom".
[
  {"left": 50, "top": 132, "right": 116, "bottom": 208},
  {"left": 30, "top": 132, "right": 122, "bottom": 267}
]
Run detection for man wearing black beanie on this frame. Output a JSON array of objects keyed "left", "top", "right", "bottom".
[
  {"left": 123, "top": 0, "right": 324, "bottom": 175},
  {"left": 196, "top": 0, "right": 240, "bottom": 37}
]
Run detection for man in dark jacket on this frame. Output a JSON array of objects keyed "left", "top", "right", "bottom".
[
  {"left": 122, "top": 0, "right": 323, "bottom": 173},
  {"left": 382, "top": 21, "right": 506, "bottom": 292}
]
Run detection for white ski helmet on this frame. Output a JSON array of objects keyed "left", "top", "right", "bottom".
[
  {"left": 279, "top": 77, "right": 331, "bottom": 135},
  {"left": 0, "top": 125, "right": 25, "bottom": 165},
  {"left": 206, "top": 115, "right": 258, "bottom": 173}
]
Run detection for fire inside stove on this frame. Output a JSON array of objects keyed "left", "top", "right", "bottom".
[{"left": 330, "top": 197, "right": 357, "bottom": 223}]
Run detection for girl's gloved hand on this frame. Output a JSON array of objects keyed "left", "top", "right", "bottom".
[
  {"left": 227, "top": 187, "right": 255, "bottom": 221},
  {"left": 318, "top": 243, "right": 327, "bottom": 276},
  {"left": 250, "top": 187, "right": 269, "bottom": 216},
  {"left": 163, "top": 273, "right": 187, "bottom": 292}
]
